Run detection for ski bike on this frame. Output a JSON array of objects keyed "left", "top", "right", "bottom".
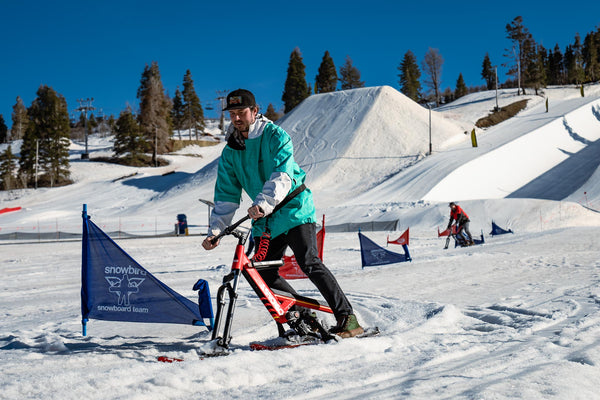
[
  {"left": 444, "top": 223, "right": 484, "bottom": 249},
  {"left": 208, "top": 215, "right": 340, "bottom": 351}
]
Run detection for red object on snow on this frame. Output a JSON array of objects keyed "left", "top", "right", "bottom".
[
  {"left": 157, "top": 356, "right": 184, "bottom": 363},
  {"left": 387, "top": 228, "right": 409, "bottom": 246},
  {"left": 0, "top": 207, "right": 21, "bottom": 215},
  {"left": 437, "top": 225, "right": 458, "bottom": 237}
]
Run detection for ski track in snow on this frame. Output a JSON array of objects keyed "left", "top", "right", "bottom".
[
  {"left": 2, "top": 86, "right": 600, "bottom": 399},
  {"left": 2, "top": 229, "right": 600, "bottom": 399}
]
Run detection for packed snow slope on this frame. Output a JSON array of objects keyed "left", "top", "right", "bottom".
[
  {"left": 2, "top": 84, "right": 599, "bottom": 237},
  {"left": 2, "top": 85, "right": 600, "bottom": 400},
  {"left": 278, "top": 84, "right": 600, "bottom": 209}
]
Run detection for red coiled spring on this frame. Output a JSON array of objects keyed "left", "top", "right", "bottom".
[{"left": 252, "top": 231, "right": 271, "bottom": 262}]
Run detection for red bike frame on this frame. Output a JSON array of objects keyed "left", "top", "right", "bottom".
[{"left": 210, "top": 216, "right": 333, "bottom": 348}]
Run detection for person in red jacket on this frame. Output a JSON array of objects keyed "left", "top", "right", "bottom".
[{"left": 447, "top": 202, "right": 474, "bottom": 245}]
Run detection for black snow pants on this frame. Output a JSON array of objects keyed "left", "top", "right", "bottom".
[{"left": 253, "top": 222, "right": 353, "bottom": 319}]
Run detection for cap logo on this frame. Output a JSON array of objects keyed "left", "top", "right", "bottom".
[{"left": 229, "top": 96, "right": 242, "bottom": 105}]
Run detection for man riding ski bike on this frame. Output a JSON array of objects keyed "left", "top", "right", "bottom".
[
  {"left": 447, "top": 202, "right": 474, "bottom": 246},
  {"left": 202, "top": 89, "right": 363, "bottom": 338}
]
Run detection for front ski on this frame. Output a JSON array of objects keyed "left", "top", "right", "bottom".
[
  {"left": 249, "top": 340, "right": 321, "bottom": 351},
  {"left": 158, "top": 327, "right": 381, "bottom": 359},
  {"left": 250, "top": 326, "right": 380, "bottom": 351},
  {"left": 249, "top": 334, "right": 324, "bottom": 351}
]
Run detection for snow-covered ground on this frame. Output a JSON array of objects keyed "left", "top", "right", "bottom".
[{"left": 1, "top": 84, "right": 600, "bottom": 399}]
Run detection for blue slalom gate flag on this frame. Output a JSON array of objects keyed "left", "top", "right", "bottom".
[
  {"left": 358, "top": 231, "right": 411, "bottom": 268},
  {"left": 81, "top": 205, "right": 213, "bottom": 335},
  {"left": 490, "top": 221, "right": 513, "bottom": 236}
]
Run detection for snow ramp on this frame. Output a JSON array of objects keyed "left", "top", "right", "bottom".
[
  {"left": 278, "top": 86, "right": 464, "bottom": 207},
  {"left": 423, "top": 98, "right": 600, "bottom": 202}
]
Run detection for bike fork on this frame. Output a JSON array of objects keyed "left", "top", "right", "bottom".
[{"left": 211, "top": 270, "right": 241, "bottom": 348}]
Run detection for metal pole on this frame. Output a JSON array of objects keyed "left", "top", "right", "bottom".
[
  {"left": 513, "top": 47, "right": 521, "bottom": 95},
  {"left": 494, "top": 66, "right": 499, "bottom": 111},
  {"left": 428, "top": 104, "right": 432, "bottom": 155},
  {"left": 199, "top": 199, "right": 215, "bottom": 229},
  {"left": 35, "top": 139, "right": 39, "bottom": 189},
  {"left": 83, "top": 110, "right": 88, "bottom": 159}
]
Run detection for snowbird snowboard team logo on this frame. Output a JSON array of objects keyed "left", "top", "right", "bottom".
[
  {"left": 368, "top": 248, "right": 388, "bottom": 264},
  {"left": 104, "top": 265, "right": 147, "bottom": 306}
]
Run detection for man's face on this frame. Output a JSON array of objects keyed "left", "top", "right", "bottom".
[{"left": 229, "top": 107, "right": 257, "bottom": 135}]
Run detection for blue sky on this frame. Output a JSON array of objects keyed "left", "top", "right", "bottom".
[{"left": 1, "top": 1, "right": 599, "bottom": 127}]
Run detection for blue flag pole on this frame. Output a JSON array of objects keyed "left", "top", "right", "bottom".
[{"left": 81, "top": 204, "right": 88, "bottom": 336}]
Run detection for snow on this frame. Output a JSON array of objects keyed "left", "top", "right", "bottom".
[{"left": 1, "top": 84, "right": 600, "bottom": 399}]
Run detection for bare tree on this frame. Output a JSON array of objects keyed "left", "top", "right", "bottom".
[{"left": 422, "top": 48, "right": 444, "bottom": 106}]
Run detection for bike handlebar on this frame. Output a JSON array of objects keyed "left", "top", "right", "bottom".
[{"left": 209, "top": 215, "right": 251, "bottom": 245}]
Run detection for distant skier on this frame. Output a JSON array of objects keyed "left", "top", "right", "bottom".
[{"left": 447, "top": 202, "right": 474, "bottom": 245}]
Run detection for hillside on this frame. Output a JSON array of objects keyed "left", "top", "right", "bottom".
[{"left": 1, "top": 84, "right": 600, "bottom": 236}]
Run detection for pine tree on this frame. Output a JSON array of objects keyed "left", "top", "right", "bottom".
[
  {"left": 527, "top": 44, "right": 547, "bottom": 95},
  {"left": 504, "top": 16, "right": 533, "bottom": 94},
  {"left": 454, "top": 73, "right": 468, "bottom": 99},
  {"left": 0, "top": 115, "right": 7, "bottom": 143},
  {"left": 520, "top": 34, "right": 540, "bottom": 94},
  {"left": 566, "top": 34, "right": 585, "bottom": 84},
  {"left": 564, "top": 44, "right": 577, "bottom": 84},
  {"left": 264, "top": 103, "right": 282, "bottom": 121},
  {"left": 182, "top": 69, "right": 205, "bottom": 140},
  {"left": 481, "top": 53, "right": 495, "bottom": 90},
  {"left": 0, "top": 145, "right": 18, "bottom": 190},
  {"left": 422, "top": 48, "right": 444, "bottom": 106},
  {"left": 88, "top": 114, "right": 98, "bottom": 131},
  {"left": 315, "top": 51, "right": 338, "bottom": 93},
  {"left": 19, "top": 85, "right": 71, "bottom": 187},
  {"left": 11, "top": 97, "right": 27, "bottom": 141},
  {"left": 339, "top": 56, "right": 365, "bottom": 90},
  {"left": 171, "top": 87, "right": 185, "bottom": 140},
  {"left": 583, "top": 31, "right": 599, "bottom": 82},
  {"left": 107, "top": 115, "right": 116, "bottom": 134},
  {"left": 18, "top": 118, "right": 36, "bottom": 186},
  {"left": 398, "top": 50, "right": 422, "bottom": 101},
  {"left": 282, "top": 48, "right": 310, "bottom": 113},
  {"left": 11, "top": 96, "right": 27, "bottom": 141},
  {"left": 77, "top": 113, "right": 87, "bottom": 129},
  {"left": 547, "top": 44, "right": 565, "bottom": 85},
  {"left": 137, "top": 61, "right": 172, "bottom": 164},
  {"left": 442, "top": 87, "right": 454, "bottom": 104},
  {"left": 114, "top": 107, "right": 146, "bottom": 164}
]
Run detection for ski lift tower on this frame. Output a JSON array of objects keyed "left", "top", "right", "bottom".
[
  {"left": 216, "top": 90, "right": 228, "bottom": 134},
  {"left": 76, "top": 98, "right": 95, "bottom": 159}
]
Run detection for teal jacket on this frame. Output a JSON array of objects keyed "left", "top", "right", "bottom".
[{"left": 211, "top": 116, "right": 315, "bottom": 239}]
